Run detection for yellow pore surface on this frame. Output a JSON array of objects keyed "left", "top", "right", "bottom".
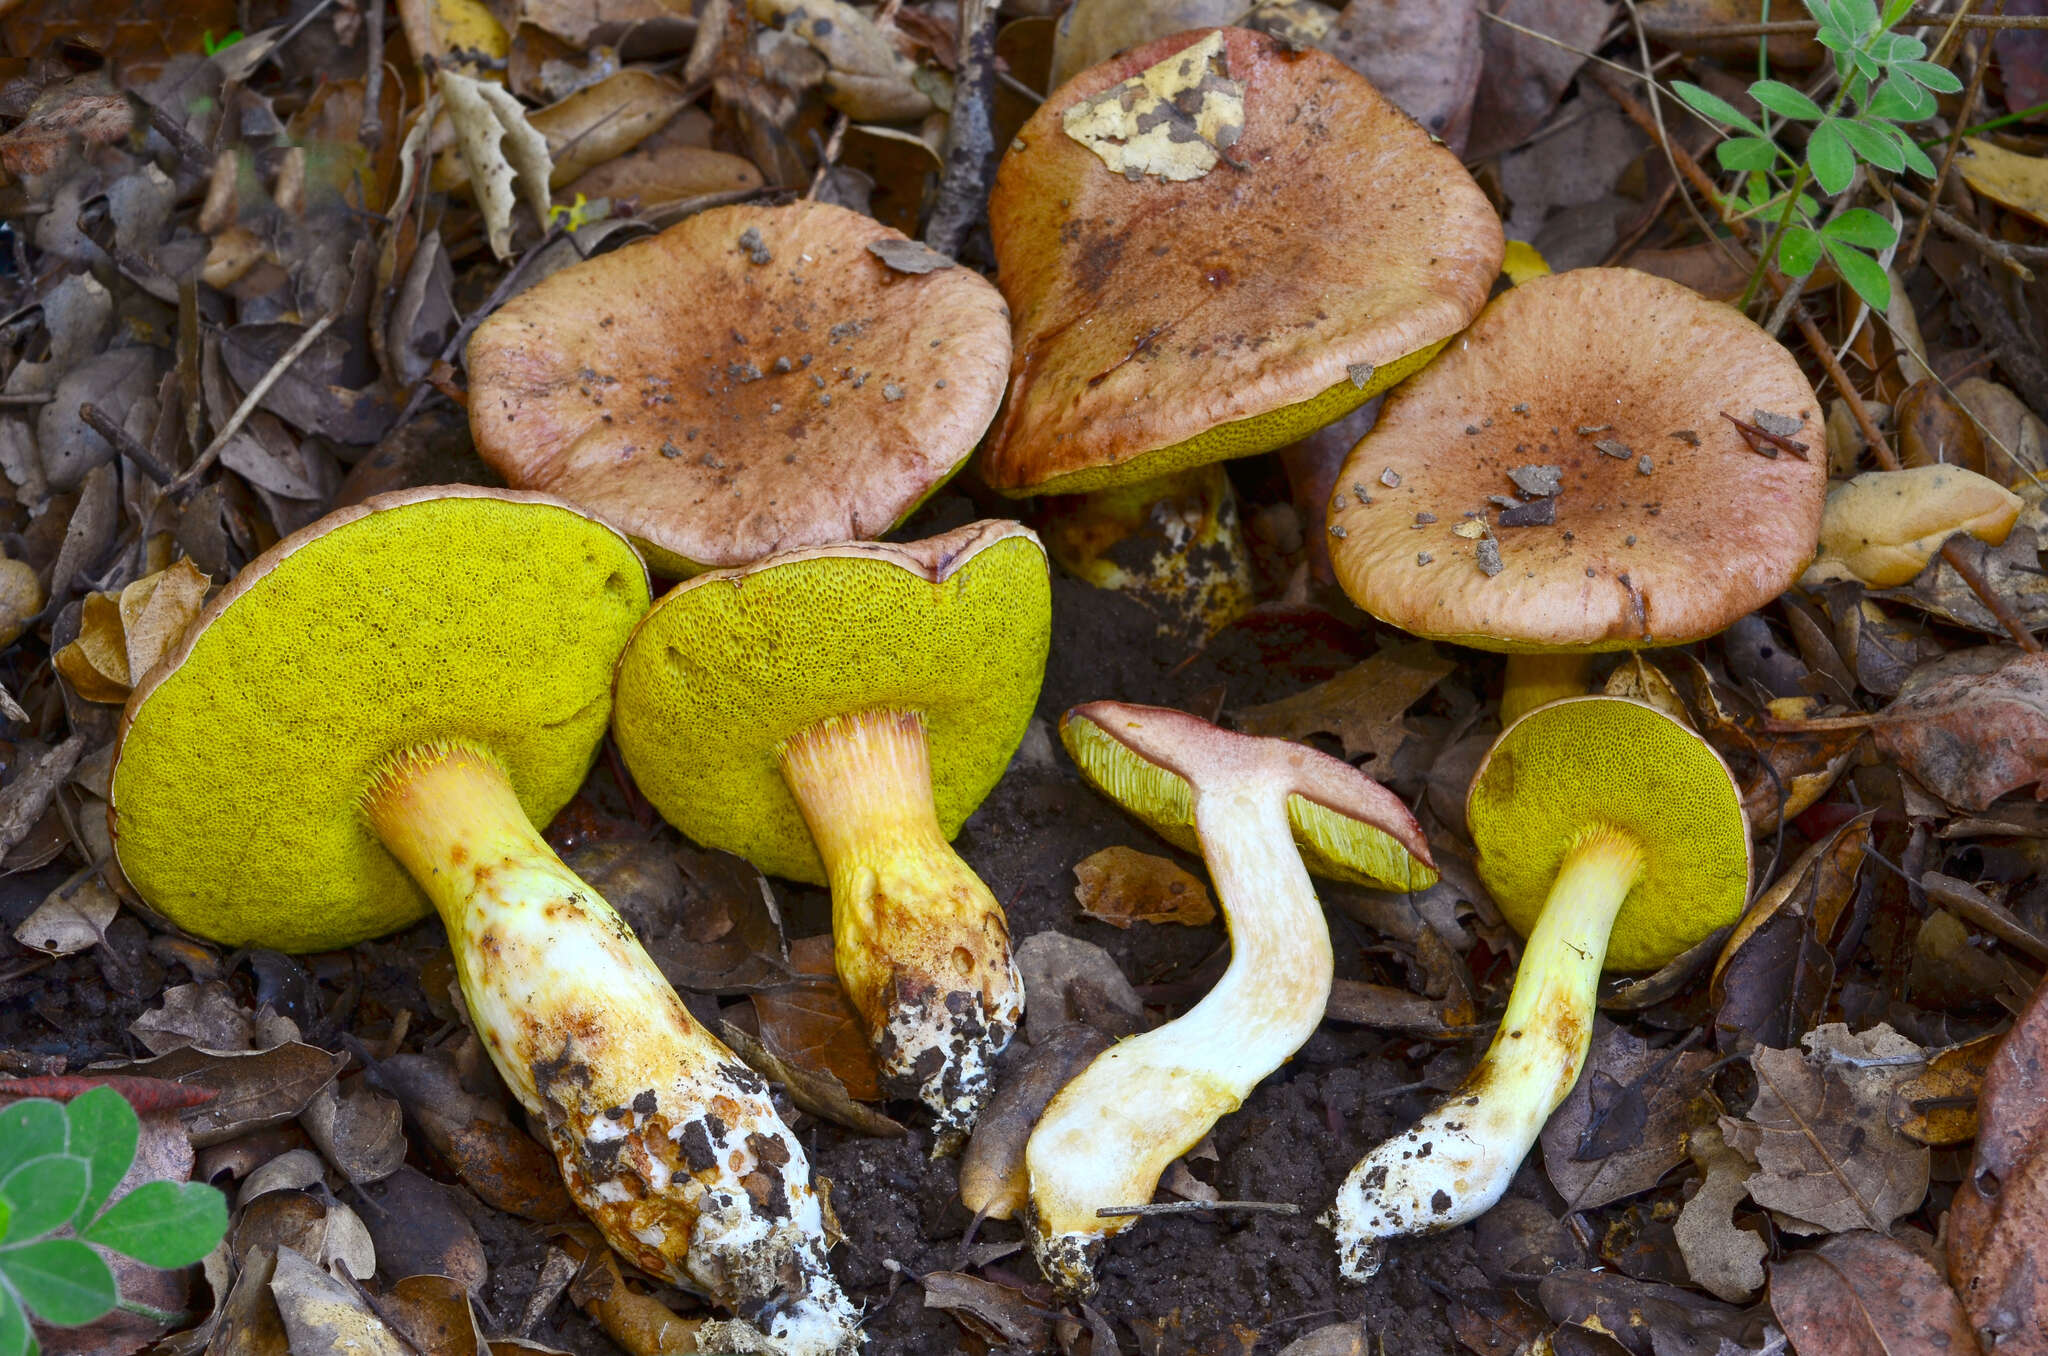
[
  {"left": 1466, "top": 696, "right": 1750, "bottom": 972},
  {"left": 111, "top": 495, "right": 650, "bottom": 952},
  {"left": 612, "top": 532, "right": 1052, "bottom": 885}
]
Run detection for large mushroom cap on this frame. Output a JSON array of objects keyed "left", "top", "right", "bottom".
[
  {"left": 611, "top": 519, "right": 1051, "bottom": 885},
  {"left": 1329, "top": 267, "right": 1826, "bottom": 652},
  {"left": 467, "top": 201, "right": 1013, "bottom": 575},
  {"left": 111, "top": 487, "right": 651, "bottom": 952},
  {"left": 1467, "top": 696, "right": 1749, "bottom": 971},
  {"left": 981, "top": 25, "right": 1503, "bottom": 497},
  {"left": 1060, "top": 701, "right": 1439, "bottom": 892}
]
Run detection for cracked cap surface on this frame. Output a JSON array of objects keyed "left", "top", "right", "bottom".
[
  {"left": 611, "top": 520, "right": 1051, "bottom": 885},
  {"left": 110, "top": 487, "right": 652, "bottom": 952},
  {"left": 1467, "top": 695, "right": 1750, "bottom": 971},
  {"left": 981, "top": 25, "right": 1503, "bottom": 496},
  {"left": 1328, "top": 267, "right": 1826, "bottom": 653},
  {"left": 1060, "top": 700, "right": 1439, "bottom": 892},
  {"left": 467, "top": 200, "right": 1012, "bottom": 575}
]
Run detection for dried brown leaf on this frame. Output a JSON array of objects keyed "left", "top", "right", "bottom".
[
  {"left": 1323, "top": 0, "right": 1482, "bottom": 154},
  {"left": 268, "top": 1245, "right": 410, "bottom": 1355},
  {"left": 750, "top": 935, "right": 882, "bottom": 1101},
  {"left": 1235, "top": 640, "right": 1455, "bottom": 767},
  {"left": 120, "top": 1041, "right": 348, "bottom": 1146},
  {"left": 1072, "top": 845, "right": 1217, "bottom": 930},
  {"left": 920, "top": 1271, "right": 1051, "bottom": 1348},
  {"left": 1948, "top": 972, "right": 2048, "bottom": 1354},
  {"left": 1540, "top": 1023, "right": 1712, "bottom": 1212},
  {"left": 1871, "top": 648, "right": 2048, "bottom": 811},
  {"left": 1892, "top": 1031, "right": 2002, "bottom": 1146},
  {"left": 1770, "top": 1230, "right": 1980, "bottom": 1356},
  {"left": 1676, "top": 1122, "right": 1768, "bottom": 1303}
]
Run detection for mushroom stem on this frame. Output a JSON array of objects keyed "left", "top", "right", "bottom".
[
  {"left": 1040, "top": 463, "right": 1255, "bottom": 642},
  {"left": 1025, "top": 778, "right": 1334, "bottom": 1297},
  {"left": 1500, "top": 652, "right": 1594, "bottom": 726},
  {"left": 361, "top": 741, "right": 857, "bottom": 1356},
  {"left": 779, "top": 709, "right": 1024, "bottom": 1150},
  {"left": 1327, "top": 822, "right": 1646, "bottom": 1282}
]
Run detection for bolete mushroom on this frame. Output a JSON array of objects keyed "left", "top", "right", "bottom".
[
  {"left": 109, "top": 488, "right": 856, "bottom": 1355},
  {"left": 467, "top": 199, "right": 1011, "bottom": 577},
  {"left": 981, "top": 26, "right": 1503, "bottom": 637},
  {"left": 1327, "top": 267, "right": 1826, "bottom": 724},
  {"left": 611, "top": 519, "right": 1050, "bottom": 1146},
  {"left": 1326, "top": 695, "right": 1748, "bottom": 1282},
  {"left": 1031, "top": 701, "right": 1438, "bottom": 1296}
]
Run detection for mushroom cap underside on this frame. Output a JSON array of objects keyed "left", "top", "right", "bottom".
[
  {"left": 467, "top": 200, "right": 1012, "bottom": 574},
  {"left": 110, "top": 487, "right": 652, "bottom": 952},
  {"left": 1059, "top": 700, "right": 1438, "bottom": 891},
  {"left": 1466, "top": 694, "right": 1750, "bottom": 971},
  {"left": 981, "top": 25, "right": 1504, "bottom": 495},
  {"left": 1328, "top": 267, "right": 1826, "bottom": 652},
  {"left": 611, "top": 519, "right": 1052, "bottom": 885}
]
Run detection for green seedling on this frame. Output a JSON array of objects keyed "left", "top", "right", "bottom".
[
  {"left": 0, "top": 1088, "right": 228, "bottom": 1356},
  {"left": 1673, "top": 0, "right": 1963, "bottom": 313}
]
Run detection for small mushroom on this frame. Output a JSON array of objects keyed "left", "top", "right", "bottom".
[
  {"left": 981, "top": 25, "right": 1502, "bottom": 638},
  {"left": 466, "top": 200, "right": 1011, "bottom": 577},
  {"left": 1325, "top": 268, "right": 1826, "bottom": 724},
  {"left": 1031, "top": 701, "right": 1438, "bottom": 1296},
  {"left": 110, "top": 489, "right": 855, "bottom": 1354},
  {"left": 612, "top": 521, "right": 1050, "bottom": 1146},
  {"left": 1326, "top": 696, "right": 1748, "bottom": 1284}
]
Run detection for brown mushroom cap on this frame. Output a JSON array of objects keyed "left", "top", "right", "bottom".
[
  {"left": 467, "top": 200, "right": 1012, "bottom": 575},
  {"left": 980, "top": 26, "right": 1503, "bottom": 497},
  {"left": 1328, "top": 267, "right": 1826, "bottom": 652}
]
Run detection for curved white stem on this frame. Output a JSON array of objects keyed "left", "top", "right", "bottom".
[
  {"left": 365, "top": 744, "right": 857, "bottom": 1355},
  {"left": 1327, "top": 824, "right": 1644, "bottom": 1282},
  {"left": 1026, "top": 780, "right": 1333, "bottom": 1296}
]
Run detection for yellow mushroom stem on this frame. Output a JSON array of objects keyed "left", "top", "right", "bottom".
[
  {"left": 1038, "top": 463, "right": 1255, "bottom": 642},
  {"left": 1024, "top": 775, "right": 1335, "bottom": 1298},
  {"left": 1500, "top": 652, "right": 1595, "bottom": 727},
  {"left": 779, "top": 709, "right": 1024, "bottom": 1151},
  {"left": 361, "top": 742, "right": 856, "bottom": 1356},
  {"left": 1327, "top": 822, "right": 1646, "bottom": 1282}
]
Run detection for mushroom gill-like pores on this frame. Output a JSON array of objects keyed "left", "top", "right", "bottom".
[
  {"left": 1327, "top": 267, "right": 1827, "bottom": 724},
  {"left": 982, "top": 25, "right": 1503, "bottom": 638},
  {"left": 1327, "top": 696, "right": 1749, "bottom": 1283},
  {"left": 108, "top": 489, "right": 856, "bottom": 1356},
  {"left": 466, "top": 199, "right": 1011, "bottom": 578},
  {"left": 1032, "top": 702, "right": 1439, "bottom": 1297},
  {"left": 612, "top": 520, "right": 1050, "bottom": 1148}
]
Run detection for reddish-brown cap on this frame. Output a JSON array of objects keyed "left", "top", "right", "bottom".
[
  {"left": 980, "top": 26, "right": 1503, "bottom": 497},
  {"left": 467, "top": 201, "right": 1012, "bottom": 575},
  {"left": 1328, "top": 267, "right": 1826, "bottom": 653}
]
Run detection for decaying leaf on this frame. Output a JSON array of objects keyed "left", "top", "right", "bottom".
[
  {"left": 1872, "top": 647, "right": 2048, "bottom": 811},
  {"left": 1724, "top": 1023, "right": 1930, "bottom": 1236},
  {"left": 719, "top": 1021, "right": 906, "bottom": 1138},
  {"left": 117, "top": 1041, "right": 348, "bottom": 1146},
  {"left": 528, "top": 69, "right": 690, "bottom": 186},
  {"left": 373, "top": 1049, "right": 580, "bottom": 1221},
  {"left": 302, "top": 1078, "right": 408, "bottom": 1185},
  {"left": 570, "top": 1243, "right": 707, "bottom": 1356},
  {"left": 1958, "top": 136, "right": 2048, "bottom": 229},
  {"left": 959, "top": 1022, "right": 1113, "bottom": 1221},
  {"left": 1072, "top": 845, "right": 1217, "bottom": 929},
  {"left": 437, "top": 69, "right": 556, "bottom": 261},
  {"left": 1804, "top": 465, "right": 2023, "bottom": 589},
  {"left": 1948, "top": 972, "right": 2048, "bottom": 1352},
  {"left": 1676, "top": 1122, "right": 1769, "bottom": 1303},
  {"left": 1892, "top": 1031, "right": 2002, "bottom": 1146},
  {"left": 397, "top": 0, "right": 511, "bottom": 68},
  {"left": 13, "top": 867, "right": 119, "bottom": 956},
  {"left": 1322, "top": 0, "right": 1483, "bottom": 155},
  {"left": 1013, "top": 930, "right": 1145, "bottom": 1044},
  {"left": 1235, "top": 640, "right": 1455, "bottom": 766},
  {"left": 750, "top": 935, "right": 884, "bottom": 1101},
  {"left": 1770, "top": 1230, "right": 1978, "bottom": 1356},
  {"left": 1539, "top": 1023, "right": 1712, "bottom": 1212},
  {"left": 921, "top": 1271, "right": 1051, "bottom": 1348},
  {"left": 748, "top": 0, "right": 938, "bottom": 121},
  {"left": 269, "top": 1244, "right": 412, "bottom": 1355},
  {"left": 1062, "top": 29, "right": 1246, "bottom": 183},
  {"left": 129, "top": 979, "right": 258, "bottom": 1053},
  {"left": 53, "top": 559, "right": 211, "bottom": 704}
]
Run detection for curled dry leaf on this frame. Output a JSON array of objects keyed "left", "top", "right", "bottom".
[
  {"left": 1891, "top": 1031, "right": 2003, "bottom": 1146},
  {"left": 1803, "top": 465, "right": 2022, "bottom": 590},
  {"left": 13, "top": 868, "right": 119, "bottom": 956},
  {"left": 372, "top": 1051, "right": 580, "bottom": 1221},
  {"left": 1061, "top": 28, "right": 1245, "bottom": 183},
  {"left": 1676, "top": 1122, "right": 1769, "bottom": 1303},
  {"left": 750, "top": 934, "right": 884, "bottom": 1101},
  {"left": 1322, "top": 0, "right": 1483, "bottom": 155},
  {"left": 1072, "top": 845, "right": 1217, "bottom": 930},
  {"left": 718, "top": 1022, "right": 906, "bottom": 1139},
  {"left": 1013, "top": 930, "right": 1144, "bottom": 1045},
  {"left": 129, "top": 979, "right": 258, "bottom": 1054},
  {"left": 372, "top": 1273, "right": 491, "bottom": 1356},
  {"left": 1770, "top": 1230, "right": 1979, "bottom": 1356},
  {"left": 437, "top": 69, "right": 556, "bottom": 262},
  {"left": 397, "top": 0, "right": 511, "bottom": 68},
  {"left": 1948, "top": 970, "right": 2048, "bottom": 1354},
  {"left": 1723, "top": 1023, "right": 1930, "bottom": 1237},
  {"left": 1047, "top": 0, "right": 1243, "bottom": 88},
  {"left": 921, "top": 1272, "right": 1052, "bottom": 1348},
  {"left": 302, "top": 1078, "right": 408, "bottom": 1185},
  {"left": 568, "top": 1243, "right": 707, "bottom": 1356},
  {"left": 358, "top": 1167, "right": 489, "bottom": 1296},
  {"left": 1234, "top": 640, "right": 1456, "bottom": 767},
  {"left": 567, "top": 144, "right": 764, "bottom": 209},
  {"left": 529, "top": 69, "right": 690, "bottom": 187},
  {"left": 1958, "top": 136, "right": 2048, "bottom": 229},
  {"left": 233, "top": 1188, "right": 377, "bottom": 1281},
  {"left": 269, "top": 1244, "right": 411, "bottom": 1355},
  {"left": 960, "top": 1022, "right": 1113, "bottom": 1221},
  {"left": 1538, "top": 1023, "right": 1713, "bottom": 1213},
  {"left": 54, "top": 559, "right": 210, "bottom": 705}
]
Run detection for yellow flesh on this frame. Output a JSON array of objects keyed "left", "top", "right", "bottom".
[
  {"left": 111, "top": 496, "right": 647, "bottom": 952},
  {"left": 1499, "top": 652, "right": 1596, "bottom": 727},
  {"left": 360, "top": 742, "right": 855, "bottom": 1354},
  {"left": 1042, "top": 464, "right": 1256, "bottom": 640},
  {"left": 779, "top": 709, "right": 1023, "bottom": 1145},
  {"left": 1329, "top": 823, "right": 1645, "bottom": 1280},
  {"left": 1010, "top": 339, "right": 1447, "bottom": 498}
]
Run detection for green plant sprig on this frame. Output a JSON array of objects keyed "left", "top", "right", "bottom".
[
  {"left": 1672, "top": 0, "right": 1964, "bottom": 313},
  {"left": 0, "top": 1089, "right": 228, "bottom": 1356}
]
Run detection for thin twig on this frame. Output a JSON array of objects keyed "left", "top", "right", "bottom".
[
  {"left": 391, "top": 227, "right": 566, "bottom": 431},
  {"left": 361, "top": 0, "right": 387, "bottom": 151},
  {"left": 78, "top": 404, "right": 175, "bottom": 486},
  {"left": 0, "top": 393, "right": 52, "bottom": 406},
  {"left": 167, "top": 309, "right": 339, "bottom": 495},
  {"left": 1095, "top": 1200, "right": 1302, "bottom": 1219},
  {"left": 1884, "top": 181, "right": 2042, "bottom": 280},
  {"left": 1643, "top": 10, "right": 2046, "bottom": 39},
  {"left": 924, "top": 0, "right": 1000, "bottom": 258},
  {"left": 1900, "top": 0, "right": 1998, "bottom": 274},
  {"left": 804, "top": 113, "right": 851, "bottom": 201}
]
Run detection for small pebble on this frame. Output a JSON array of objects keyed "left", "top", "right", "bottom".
[
  {"left": 1477, "top": 540, "right": 1504, "bottom": 575},
  {"left": 1417, "top": 551, "right": 1433, "bottom": 565},
  {"left": 1380, "top": 468, "right": 1402, "bottom": 488}
]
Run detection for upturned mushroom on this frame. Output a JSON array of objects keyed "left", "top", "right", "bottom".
[
  {"left": 109, "top": 488, "right": 856, "bottom": 1355},
  {"left": 1031, "top": 701, "right": 1438, "bottom": 1296},
  {"left": 1327, "top": 696, "right": 1748, "bottom": 1282},
  {"left": 466, "top": 199, "right": 1011, "bottom": 577},
  {"left": 611, "top": 520, "right": 1050, "bottom": 1146},
  {"left": 981, "top": 25, "right": 1503, "bottom": 637},
  {"left": 1327, "top": 267, "right": 1827, "bottom": 724}
]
